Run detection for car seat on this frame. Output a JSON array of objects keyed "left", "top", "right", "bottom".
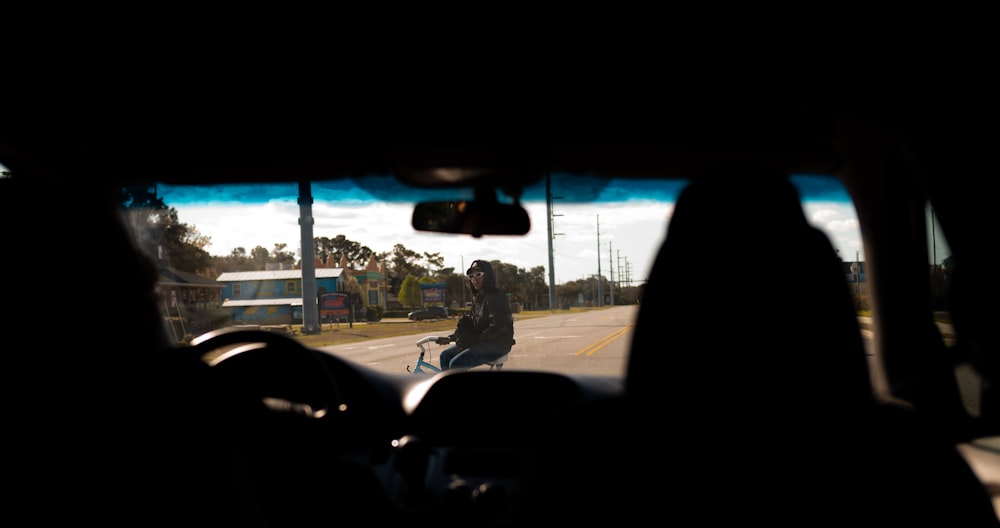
[{"left": 620, "top": 166, "right": 999, "bottom": 525}]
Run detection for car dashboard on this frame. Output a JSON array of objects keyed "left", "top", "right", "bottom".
[
  {"left": 185, "top": 328, "right": 624, "bottom": 525},
  {"left": 382, "top": 369, "right": 619, "bottom": 521}
]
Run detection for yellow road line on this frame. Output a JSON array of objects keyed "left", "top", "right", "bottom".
[{"left": 576, "top": 325, "right": 633, "bottom": 356}]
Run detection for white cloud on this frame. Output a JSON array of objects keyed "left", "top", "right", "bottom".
[
  {"left": 803, "top": 202, "right": 865, "bottom": 262},
  {"left": 173, "top": 199, "right": 677, "bottom": 284},
  {"left": 172, "top": 196, "right": 863, "bottom": 285}
]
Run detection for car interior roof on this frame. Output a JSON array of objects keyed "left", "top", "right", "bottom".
[{"left": 2, "top": 103, "right": 873, "bottom": 188}]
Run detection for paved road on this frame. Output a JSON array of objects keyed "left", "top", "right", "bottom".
[{"left": 321, "top": 306, "right": 637, "bottom": 377}]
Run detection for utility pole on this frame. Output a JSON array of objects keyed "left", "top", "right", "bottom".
[
  {"left": 596, "top": 215, "right": 603, "bottom": 307},
  {"left": 546, "top": 174, "right": 563, "bottom": 311},
  {"left": 608, "top": 241, "right": 614, "bottom": 306},
  {"left": 617, "top": 251, "right": 625, "bottom": 299},
  {"left": 624, "top": 258, "right": 632, "bottom": 300}
]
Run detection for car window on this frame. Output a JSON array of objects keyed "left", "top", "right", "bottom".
[
  {"left": 927, "top": 203, "right": 976, "bottom": 418},
  {"left": 125, "top": 171, "right": 865, "bottom": 380}
]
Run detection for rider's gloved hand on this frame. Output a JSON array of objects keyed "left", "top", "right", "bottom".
[{"left": 435, "top": 336, "right": 452, "bottom": 345}]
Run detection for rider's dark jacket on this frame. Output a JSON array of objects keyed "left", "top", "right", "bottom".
[{"left": 450, "top": 260, "right": 515, "bottom": 350}]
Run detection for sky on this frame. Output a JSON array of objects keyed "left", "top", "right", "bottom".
[{"left": 155, "top": 174, "right": 886, "bottom": 285}]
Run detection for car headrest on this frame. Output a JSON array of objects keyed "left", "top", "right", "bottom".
[{"left": 626, "top": 169, "right": 874, "bottom": 420}]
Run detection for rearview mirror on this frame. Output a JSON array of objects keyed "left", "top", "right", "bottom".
[{"left": 412, "top": 200, "right": 531, "bottom": 237}]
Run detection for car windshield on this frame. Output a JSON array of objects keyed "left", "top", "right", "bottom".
[{"left": 124, "top": 171, "right": 877, "bottom": 380}]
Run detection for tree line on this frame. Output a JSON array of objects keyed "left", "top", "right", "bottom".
[{"left": 120, "top": 186, "right": 637, "bottom": 311}]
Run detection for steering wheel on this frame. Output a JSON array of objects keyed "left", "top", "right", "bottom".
[
  {"left": 187, "top": 327, "right": 343, "bottom": 421},
  {"left": 183, "top": 328, "right": 376, "bottom": 525}
]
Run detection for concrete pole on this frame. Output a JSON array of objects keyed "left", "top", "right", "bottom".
[{"left": 299, "top": 180, "right": 320, "bottom": 334}]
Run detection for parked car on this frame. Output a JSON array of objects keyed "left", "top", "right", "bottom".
[
  {"left": 408, "top": 306, "right": 448, "bottom": 321},
  {"left": 2, "top": 91, "right": 998, "bottom": 527}
]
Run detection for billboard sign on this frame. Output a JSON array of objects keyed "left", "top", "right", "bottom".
[
  {"left": 320, "top": 292, "right": 351, "bottom": 317},
  {"left": 419, "top": 283, "right": 446, "bottom": 303}
]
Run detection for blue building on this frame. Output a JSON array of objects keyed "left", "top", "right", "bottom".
[
  {"left": 216, "top": 255, "right": 388, "bottom": 325},
  {"left": 218, "top": 268, "right": 344, "bottom": 324}
]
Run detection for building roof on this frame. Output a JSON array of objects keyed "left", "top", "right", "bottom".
[
  {"left": 216, "top": 268, "right": 344, "bottom": 282},
  {"left": 159, "top": 267, "right": 224, "bottom": 288},
  {"left": 222, "top": 298, "right": 304, "bottom": 308}
]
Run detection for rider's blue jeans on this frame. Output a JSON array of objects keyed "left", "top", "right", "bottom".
[{"left": 439, "top": 341, "right": 511, "bottom": 370}]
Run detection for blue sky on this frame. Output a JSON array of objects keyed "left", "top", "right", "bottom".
[{"left": 156, "top": 174, "right": 888, "bottom": 284}]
